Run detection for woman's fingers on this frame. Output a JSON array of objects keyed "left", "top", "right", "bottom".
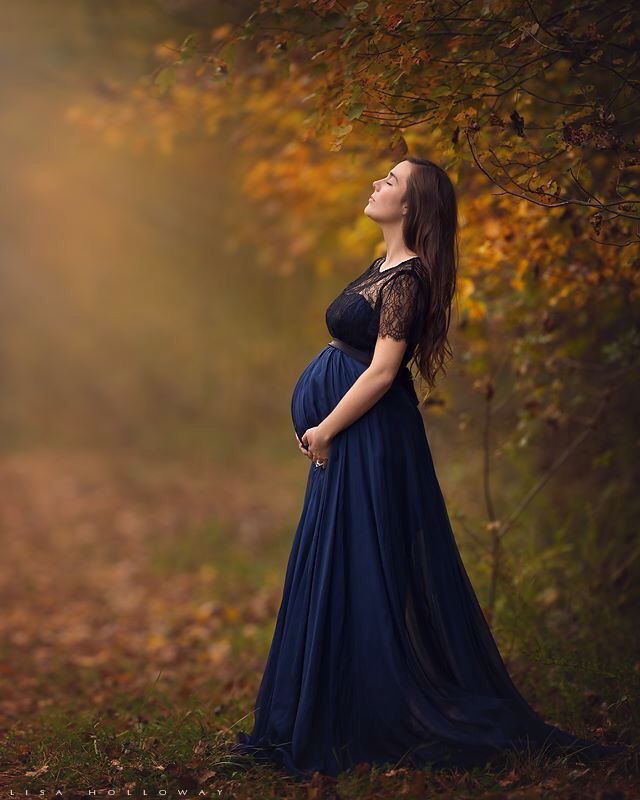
[
  {"left": 294, "top": 431, "right": 312, "bottom": 459},
  {"left": 294, "top": 430, "right": 329, "bottom": 467},
  {"left": 294, "top": 432, "right": 327, "bottom": 466}
]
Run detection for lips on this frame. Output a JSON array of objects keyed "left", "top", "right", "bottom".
[{"left": 369, "top": 195, "right": 375, "bottom": 202}]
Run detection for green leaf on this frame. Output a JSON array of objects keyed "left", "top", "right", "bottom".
[
  {"left": 346, "top": 103, "right": 365, "bottom": 120},
  {"left": 332, "top": 124, "right": 353, "bottom": 136},
  {"left": 177, "top": 33, "right": 197, "bottom": 63},
  {"left": 218, "top": 41, "right": 237, "bottom": 69},
  {"left": 155, "top": 66, "right": 176, "bottom": 95}
]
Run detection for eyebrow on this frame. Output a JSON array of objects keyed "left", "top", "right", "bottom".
[{"left": 389, "top": 171, "right": 398, "bottom": 182}]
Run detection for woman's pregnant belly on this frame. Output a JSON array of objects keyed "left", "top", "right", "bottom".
[{"left": 290, "top": 344, "right": 366, "bottom": 442}]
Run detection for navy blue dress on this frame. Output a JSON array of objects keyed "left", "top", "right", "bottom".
[{"left": 230, "top": 255, "right": 624, "bottom": 780}]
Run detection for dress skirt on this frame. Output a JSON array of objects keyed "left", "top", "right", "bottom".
[{"left": 229, "top": 343, "right": 624, "bottom": 780}]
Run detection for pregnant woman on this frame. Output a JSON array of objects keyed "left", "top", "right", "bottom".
[{"left": 229, "top": 156, "right": 624, "bottom": 780}]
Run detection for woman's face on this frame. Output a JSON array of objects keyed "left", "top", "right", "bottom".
[{"left": 364, "top": 160, "right": 412, "bottom": 222}]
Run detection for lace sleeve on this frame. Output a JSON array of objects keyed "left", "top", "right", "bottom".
[{"left": 378, "top": 271, "right": 420, "bottom": 342}]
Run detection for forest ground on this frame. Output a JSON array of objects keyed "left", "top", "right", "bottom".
[{"left": 0, "top": 448, "right": 637, "bottom": 799}]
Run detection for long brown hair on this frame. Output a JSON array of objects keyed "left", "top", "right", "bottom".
[{"left": 402, "top": 156, "right": 459, "bottom": 392}]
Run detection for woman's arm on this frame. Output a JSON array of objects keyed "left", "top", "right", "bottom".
[{"left": 317, "top": 337, "right": 408, "bottom": 441}]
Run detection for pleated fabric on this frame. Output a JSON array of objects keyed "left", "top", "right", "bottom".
[{"left": 229, "top": 344, "right": 624, "bottom": 780}]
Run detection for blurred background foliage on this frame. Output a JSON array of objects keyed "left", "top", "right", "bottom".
[{"left": 0, "top": 0, "right": 638, "bottom": 793}]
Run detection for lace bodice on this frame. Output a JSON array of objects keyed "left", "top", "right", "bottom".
[{"left": 325, "top": 255, "right": 428, "bottom": 368}]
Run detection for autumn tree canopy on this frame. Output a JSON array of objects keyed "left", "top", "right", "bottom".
[{"left": 69, "top": 0, "right": 639, "bottom": 418}]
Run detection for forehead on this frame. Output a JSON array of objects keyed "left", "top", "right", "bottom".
[{"left": 389, "top": 160, "right": 411, "bottom": 181}]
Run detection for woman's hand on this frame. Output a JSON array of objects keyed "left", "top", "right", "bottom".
[{"left": 294, "top": 426, "right": 332, "bottom": 468}]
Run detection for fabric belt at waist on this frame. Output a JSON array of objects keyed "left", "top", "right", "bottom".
[
  {"left": 328, "top": 337, "right": 372, "bottom": 365},
  {"left": 328, "top": 337, "right": 420, "bottom": 406}
]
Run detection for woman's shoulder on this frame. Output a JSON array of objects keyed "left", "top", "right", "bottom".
[
  {"left": 379, "top": 261, "right": 422, "bottom": 286},
  {"left": 378, "top": 262, "right": 428, "bottom": 311}
]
